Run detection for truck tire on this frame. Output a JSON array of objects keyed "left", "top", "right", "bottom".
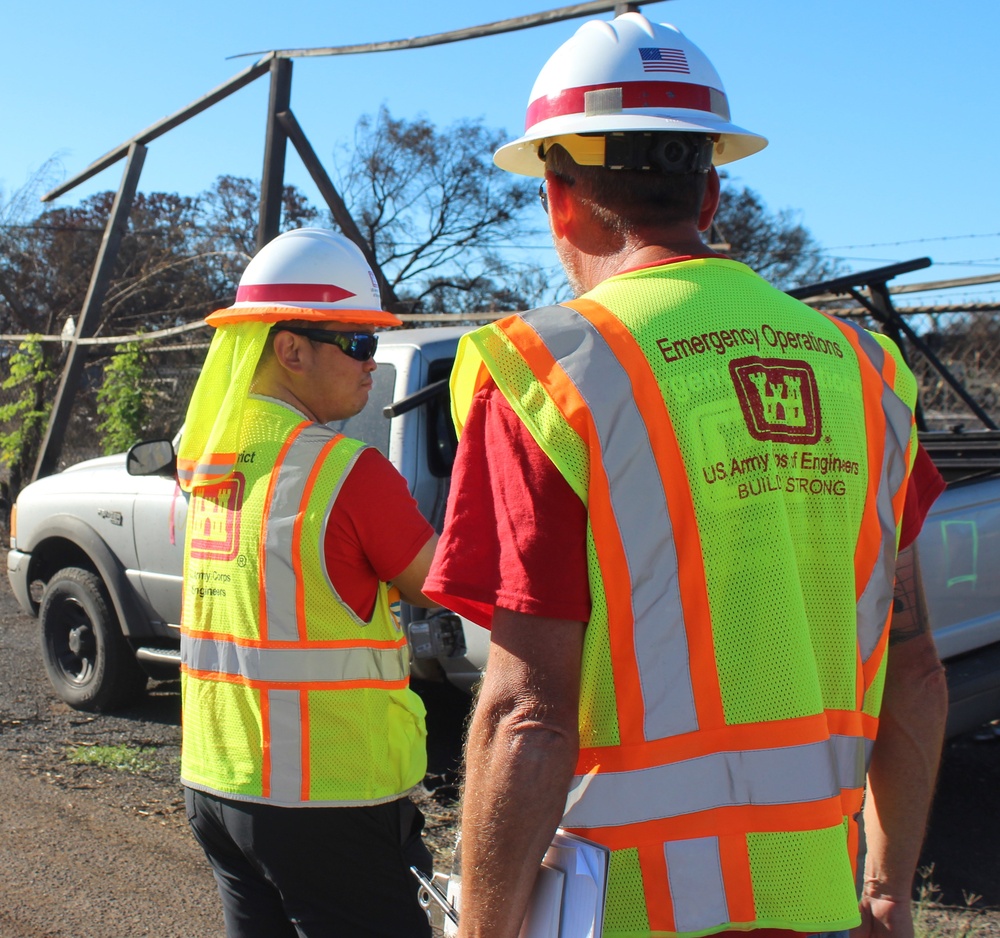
[{"left": 39, "top": 567, "right": 148, "bottom": 712}]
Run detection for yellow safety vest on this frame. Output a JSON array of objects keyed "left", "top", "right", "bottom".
[
  {"left": 451, "top": 258, "right": 917, "bottom": 937},
  {"left": 180, "top": 397, "right": 427, "bottom": 806}
]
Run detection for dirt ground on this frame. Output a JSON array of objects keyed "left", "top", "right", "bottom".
[
  {"left": 0, "top": 575, "right": 463, "bottom": 937},
  {"left": 1, "top": 572, "right": 998, "bottom": 937}
]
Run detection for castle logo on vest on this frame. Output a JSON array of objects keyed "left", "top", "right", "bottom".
[
  {"left": 729, "top": 357, "right": 822, "bottom": 444},
  {"left": 189, "top": 473, "right": 245, "bottom": 562}
]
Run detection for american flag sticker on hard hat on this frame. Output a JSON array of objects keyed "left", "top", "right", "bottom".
[{"left": 638, "top": 48, "right": 690, "bottom": 74}]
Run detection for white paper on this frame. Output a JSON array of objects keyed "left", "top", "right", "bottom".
[
  {"left": 544, "top": 830, "right": 608, "bottom": 938},
  {"left": 518, "top": 862, "right": 565, "bottom": 938}
]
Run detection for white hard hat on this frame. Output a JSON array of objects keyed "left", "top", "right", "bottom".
[
  {"left": 494, "top": 12, "right": 767, "bottom": 177},
  {"left": 206, "top": 228, "right": 401, "bottom": 328}
]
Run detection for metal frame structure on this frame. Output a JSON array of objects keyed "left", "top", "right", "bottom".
[
  {"left": 29, "top": 0, "right": 997, "bottom": 479},
  {"left": 787, "top": 259, "right": 999, "bottom": 433},
  {"left": 31, "top": 1, "right": 642, "bottom": 480}
]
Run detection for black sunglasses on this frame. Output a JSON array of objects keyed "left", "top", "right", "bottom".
[
  {"left": 275, "top": 326, "right": 379, "bottom": 362},
  {"left": 538, "top": 174, "right": 573, "bottom": 214}
]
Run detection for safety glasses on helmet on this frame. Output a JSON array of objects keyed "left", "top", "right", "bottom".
[{"left": 274, "top": 326, "right": 379, "bottom": 362}]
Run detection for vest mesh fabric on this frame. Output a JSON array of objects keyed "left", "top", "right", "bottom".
[
  {"left": 747, "top": 824, "right": 856, "bottom": 924},
  {"left": 587, "top": 259, "right": 865, "bottom": 725},
  {"left": 181, "top": 398, "right": 426, "bottom": 805},
  {"left": 456, "top": 257, "right": 917, "bottom": 937}
]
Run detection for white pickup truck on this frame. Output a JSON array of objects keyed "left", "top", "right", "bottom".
[
  {"left": 6, "top": 326, "right": 488, "bottom": 711},
  {"left": 7, "top": 326, "right": 1000, "bottom": 738}
]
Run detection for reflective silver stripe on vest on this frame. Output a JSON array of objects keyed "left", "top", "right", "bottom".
[
  {"left": 267, "top": 689, "right": 303, "bottom": 803},
  {"left": 524, "top": 305, "right": 699, "bottom": 740},
  {"left": 563, "top": 735, "right": 867, "bottom": 829},
  {"left": 838, "top": 320, "right": 915, "bottom": 661},
  {"left": 177, "top": 459, "right": 236, "bottom": 484},
  {"left": 318, "top": 451, "right": 369, "bottom": 626},
  {"left": 856, "top": 388, "right": 912, "bottom": 661},
  {"left": 666, "top": 837, "right": 729, "bottom": 933},
  {"left": 183, "top": 635, "right": 408, "bottom": 684},
  {"left": 262, "top": 426, "right": 355, "bottom": 642}
]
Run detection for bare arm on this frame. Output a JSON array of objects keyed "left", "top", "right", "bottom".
[
  {"left": 456, "top": 608, "right": 585, "bottom": 938},
  {"left": 853, "top": 543, "right": 949, "bottom": 938},
  {"left": 390, "top": 533, "right": 440, "bottom": 608}
]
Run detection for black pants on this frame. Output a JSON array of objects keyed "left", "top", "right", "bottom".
[{"left": 186, "top": 788, "right": 433, "bottom": 938}]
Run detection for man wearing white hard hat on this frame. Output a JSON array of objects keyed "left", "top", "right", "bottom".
[
  {"left": 178, "top": 228, "right": 437, "bottom": 937},
  {"left": 425, "top": 13, "right": 946, "bottom": 938}
]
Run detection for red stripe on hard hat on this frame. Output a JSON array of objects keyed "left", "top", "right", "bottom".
[
  {"left": 526, "top": 80, "right": 721, "bottom": 130},
  {"left": 235, "top": 282, "right": 357, "bottom": 304}
]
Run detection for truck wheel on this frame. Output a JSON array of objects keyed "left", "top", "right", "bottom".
[{"left": 39, "top": 567, "right": 148, "bottom": 712}]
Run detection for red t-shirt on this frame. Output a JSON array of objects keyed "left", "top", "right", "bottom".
[
  {"left": 898, "top": 442, "right": 945, "bottom": 550},
  {"left": 324, "top": 447, "right": 434, "bottom": 621},
  {"left": 424, "top": 382, "right": 945, "bottom": 629}
]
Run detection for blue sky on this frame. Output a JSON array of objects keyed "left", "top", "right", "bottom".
[{"left": 4, "top": 0, "right": 998, "bottom": 307}]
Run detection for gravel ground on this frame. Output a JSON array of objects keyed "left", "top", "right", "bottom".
[
  {"left": 1, "top": 569, "right": 999, "bottom": 937},
  {"left": 0, "top": 574, "right": 464, "bottom": 937}
]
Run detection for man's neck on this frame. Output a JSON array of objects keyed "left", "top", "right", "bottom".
[
  {"left": 574, "top": 238, "right": 725, "bottom": 294},
  {"left": 250, "top": 370, "right": 318, "bottom": 423}
]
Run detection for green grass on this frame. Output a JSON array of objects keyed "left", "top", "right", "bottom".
[{"left": 68, "top": 743, "right": 158, "bottom": 774}]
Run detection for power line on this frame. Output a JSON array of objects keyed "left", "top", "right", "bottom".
[
  {"left": 827, "top": 255, "right": 1000, "bottom": 269},
  {"left": 825, "top": 231, "right": 1000, "bottom": 250}
]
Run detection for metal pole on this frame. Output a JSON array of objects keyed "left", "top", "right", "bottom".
[
  {"left": 33, "top": 143, "right": 148, "bottom": 480},
  {"left": 847, "top": 287, "right": 998, "bottom": 431},
  {"left": 230, "top": 1, "right": 660, "bottom": 59},
  {"left": 42, "top": 57, "right": 273, "bottom": 203},
  {"left": 257, "top": 57, "right": 293, "bottom": 250},
  {"left": 867, "top": 282, "right": 927, "bottom": 431}
]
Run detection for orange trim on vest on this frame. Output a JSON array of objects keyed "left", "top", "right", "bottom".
[
  {"left": 178, "top": 451, "right": 236, "bottom": 468},
  {"left": 829, "top": 320, "right": 888, "bottom": 606},
  {"left": 294, "top": 435, "right": 342, "bottom": 641},
  {"left": 566, "top": 298, "right": 727, "bottom": 735},
  {"left": 720, "top": 833, "right": 757, "bottom": 925},
  {"left": 571, "top": 795, "right": 848, "bottom": 851},
  {"left": 177, "top": 451, "right": 239, "bottom": 489},
  {"left": 577, "top": 709, "right": 866, "bottom": 774},
  {"left": 640, "top": 843, "right": 677, "bottom": 932}
]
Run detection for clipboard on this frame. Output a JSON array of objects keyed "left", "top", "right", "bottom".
[
  {"left": 414, "top": 828, "right": 609, "bottom": 938},
  {"left": 537, "top": 829, "right": 610, "bottom": 938}
]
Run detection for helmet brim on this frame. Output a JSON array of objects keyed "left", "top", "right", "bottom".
[
  {"left": 205, "top": 304, "right": 403, "bottom": 328},
  {"left": 495, "top": 118, "right": 767, "bottom": 177}
]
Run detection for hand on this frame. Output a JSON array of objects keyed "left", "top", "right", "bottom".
[{"left": 851, "top": 893, "right": 914, "bottom": 938}]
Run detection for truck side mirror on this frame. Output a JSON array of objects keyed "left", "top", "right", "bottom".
[{"left": 127, "top": 440, "right": 176, "bottom": 477}]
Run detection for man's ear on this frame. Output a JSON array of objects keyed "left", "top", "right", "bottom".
[
  {"left": 545, "top": 171, "right": 577, "bottom": 241},
  {"left": 698, "top": 166, "right": 721, "bottom": 233},
  {"left": 271, "top": 330, "right": 310, "bottom": 375}
]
